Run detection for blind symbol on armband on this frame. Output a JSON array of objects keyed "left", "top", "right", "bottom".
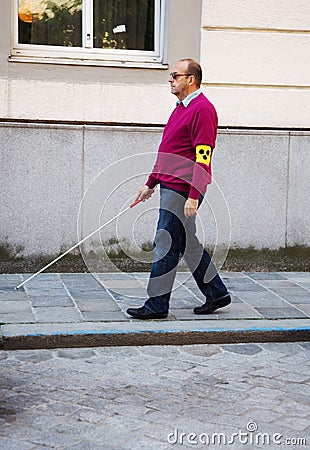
[{"left": 196, "top": 145, "right": 212, "bottom": 166}]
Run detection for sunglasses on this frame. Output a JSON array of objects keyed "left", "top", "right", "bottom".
[{"left": 169, "top": 72, "right": 192, "bottom": 80}]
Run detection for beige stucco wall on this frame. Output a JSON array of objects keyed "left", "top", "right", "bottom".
[
  {"left": 201, "top": 0, "right": 310, "bottom": 127},
  {"left": 1, "top": 1, "right": 309, "bottom": 127}
]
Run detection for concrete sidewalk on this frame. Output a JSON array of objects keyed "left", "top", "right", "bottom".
[{"left": 0, "top": 271, "right": 309, "bottom": 349}]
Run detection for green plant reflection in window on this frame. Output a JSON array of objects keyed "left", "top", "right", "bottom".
[{"left": 18, "top": 0, "right": 82, "bottom": 47}]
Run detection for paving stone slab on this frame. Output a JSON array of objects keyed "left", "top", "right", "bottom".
[
  {"left": 81, "top": 311, "right": 128, "bottom": 322},
  {"left": 229, "top": 284, "right": 268, "bottom": 292},
  {"left": 280, "top": 294, "right": 310, "bottom": 304},
  {"left": 0, "top": 291, "right": 28, "bottom": 300},
  {"left": 297, "top": 304, "right": 310, "bottom": 315},
  {"left": 30, "top": 296, "right": 75, "bottom": 307},
  {"left": 0, "top": 313, "right": 36, "bottom": 324},
  {"left": 269, "top": 287, "right": 310, "bottom": 296},
  {"left": 33, "top": 307, "right": 83, "bottom": 323},
  {"left": 246, "top": 272, "right": 286, "bottom": 280},
  {"left": 256, "top": 307, "right": 308, "bottom": 319},
  {"left": 217, "top": 303, "right": 262, "bottom": 319},
  {"left": 75, "top": 298, "right": 121, "bottom": 312},
  {"left": 242, "top": 294, "right": 290, "bottom": 307},
  {"left": 169, "top": 309, "right": 219, "bottom": 321},
  {"left": 257, "top": 279, "right": 301, "bottom": 288},
  {"left": 0, "top": 302, "right": 32, "bottom": 314}
]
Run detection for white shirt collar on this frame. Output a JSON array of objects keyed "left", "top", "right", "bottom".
[{"left": 177, "top": 88, "right": 202, "bottom": 107}]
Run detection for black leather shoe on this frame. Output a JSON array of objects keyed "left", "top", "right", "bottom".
[
  {"left": 127, "top": 306, "right": 168, "bottom": 320},
  {"left": 194, "top": 294, "right": 231, "bottom": 315}
]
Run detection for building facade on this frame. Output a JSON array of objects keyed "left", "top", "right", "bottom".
[{"left": 0, "top": 0, "right": 309, "bottom": 258}]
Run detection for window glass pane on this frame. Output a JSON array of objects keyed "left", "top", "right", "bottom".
[
  {"left": 93, "top": 0, "right": 155, "bottom": 50},
  {"left": 18, "top": 0, "right": 82, "bottom": 47}
]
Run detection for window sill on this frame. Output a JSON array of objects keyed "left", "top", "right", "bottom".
[{"left": 8, "top": 55, "right": 168, "bottom": 69}]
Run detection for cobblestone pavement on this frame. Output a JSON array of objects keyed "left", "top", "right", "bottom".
[{"left": 0, "top": 342, "right": 309, "bottom": 449}]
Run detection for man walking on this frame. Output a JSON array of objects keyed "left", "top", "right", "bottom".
[{"left": 127, "top": 58, "right": 231, "bottom": 319}]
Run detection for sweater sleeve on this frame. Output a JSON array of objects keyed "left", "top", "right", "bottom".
[
  {"left": 145, "top": 156, "right": 160, "bottom": 189},
  {"left": 189, "top": 103, "right": 218, "bottom": 199},
  {"left": 145, "top": 172, "right": 159, "bottom": 189}
]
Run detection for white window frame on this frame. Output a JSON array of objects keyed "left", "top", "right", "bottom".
[{"left": 10, "top": 0, "right": 168, "bottom": 68}]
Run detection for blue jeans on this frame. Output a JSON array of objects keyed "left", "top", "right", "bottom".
[{"left": 144, "top": 185, "right": 228, "bottom": 314}]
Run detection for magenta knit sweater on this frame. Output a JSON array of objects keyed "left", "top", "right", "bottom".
[{"left": 145, "top": 93, "right": 218, "bottom": 200}]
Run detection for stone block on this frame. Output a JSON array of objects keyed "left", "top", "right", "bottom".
[
  {"left": 213, "top": 131, "right": 288, "bottom": 248},
  {"left": 0, "top": 124, "right": 83, "bottom": 256},
  {"left": 287, "top": 133, "right": 310, "bottom": 246}
]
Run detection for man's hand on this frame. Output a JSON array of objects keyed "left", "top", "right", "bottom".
[
  {"left": 184, "top": 198, "right": 198, "bottom": 218},
  {"left": 136, "top": 185, "right": 155, "bottom": 202}
]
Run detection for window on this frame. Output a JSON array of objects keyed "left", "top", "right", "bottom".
[{"left": 12, "top": 0, "right": 167, "bottom": 66}]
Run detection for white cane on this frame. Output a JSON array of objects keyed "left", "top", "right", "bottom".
[{"left": 15, "top": 199, "right": 141, "bottom": 290}]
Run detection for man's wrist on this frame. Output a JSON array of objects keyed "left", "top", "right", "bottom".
[{"left": 187, "top": 198, "right": 199, "bottom": 205}]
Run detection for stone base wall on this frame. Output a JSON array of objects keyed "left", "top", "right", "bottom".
[{"left": 1, "top": 122, "right": 309, "bottom": 257}]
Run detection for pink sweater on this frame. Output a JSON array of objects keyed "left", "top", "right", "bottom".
[{"left": 146, "top": 93, "right": 218, "bottom": 199}]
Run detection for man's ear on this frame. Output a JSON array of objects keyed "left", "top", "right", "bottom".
[{"left": 188, "top": 75, "right": 196, "bottom": 86}]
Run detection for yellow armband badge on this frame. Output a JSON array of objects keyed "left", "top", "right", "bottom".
[{"left": 196, "top": 145, "right": 212, "bottom": 166}]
